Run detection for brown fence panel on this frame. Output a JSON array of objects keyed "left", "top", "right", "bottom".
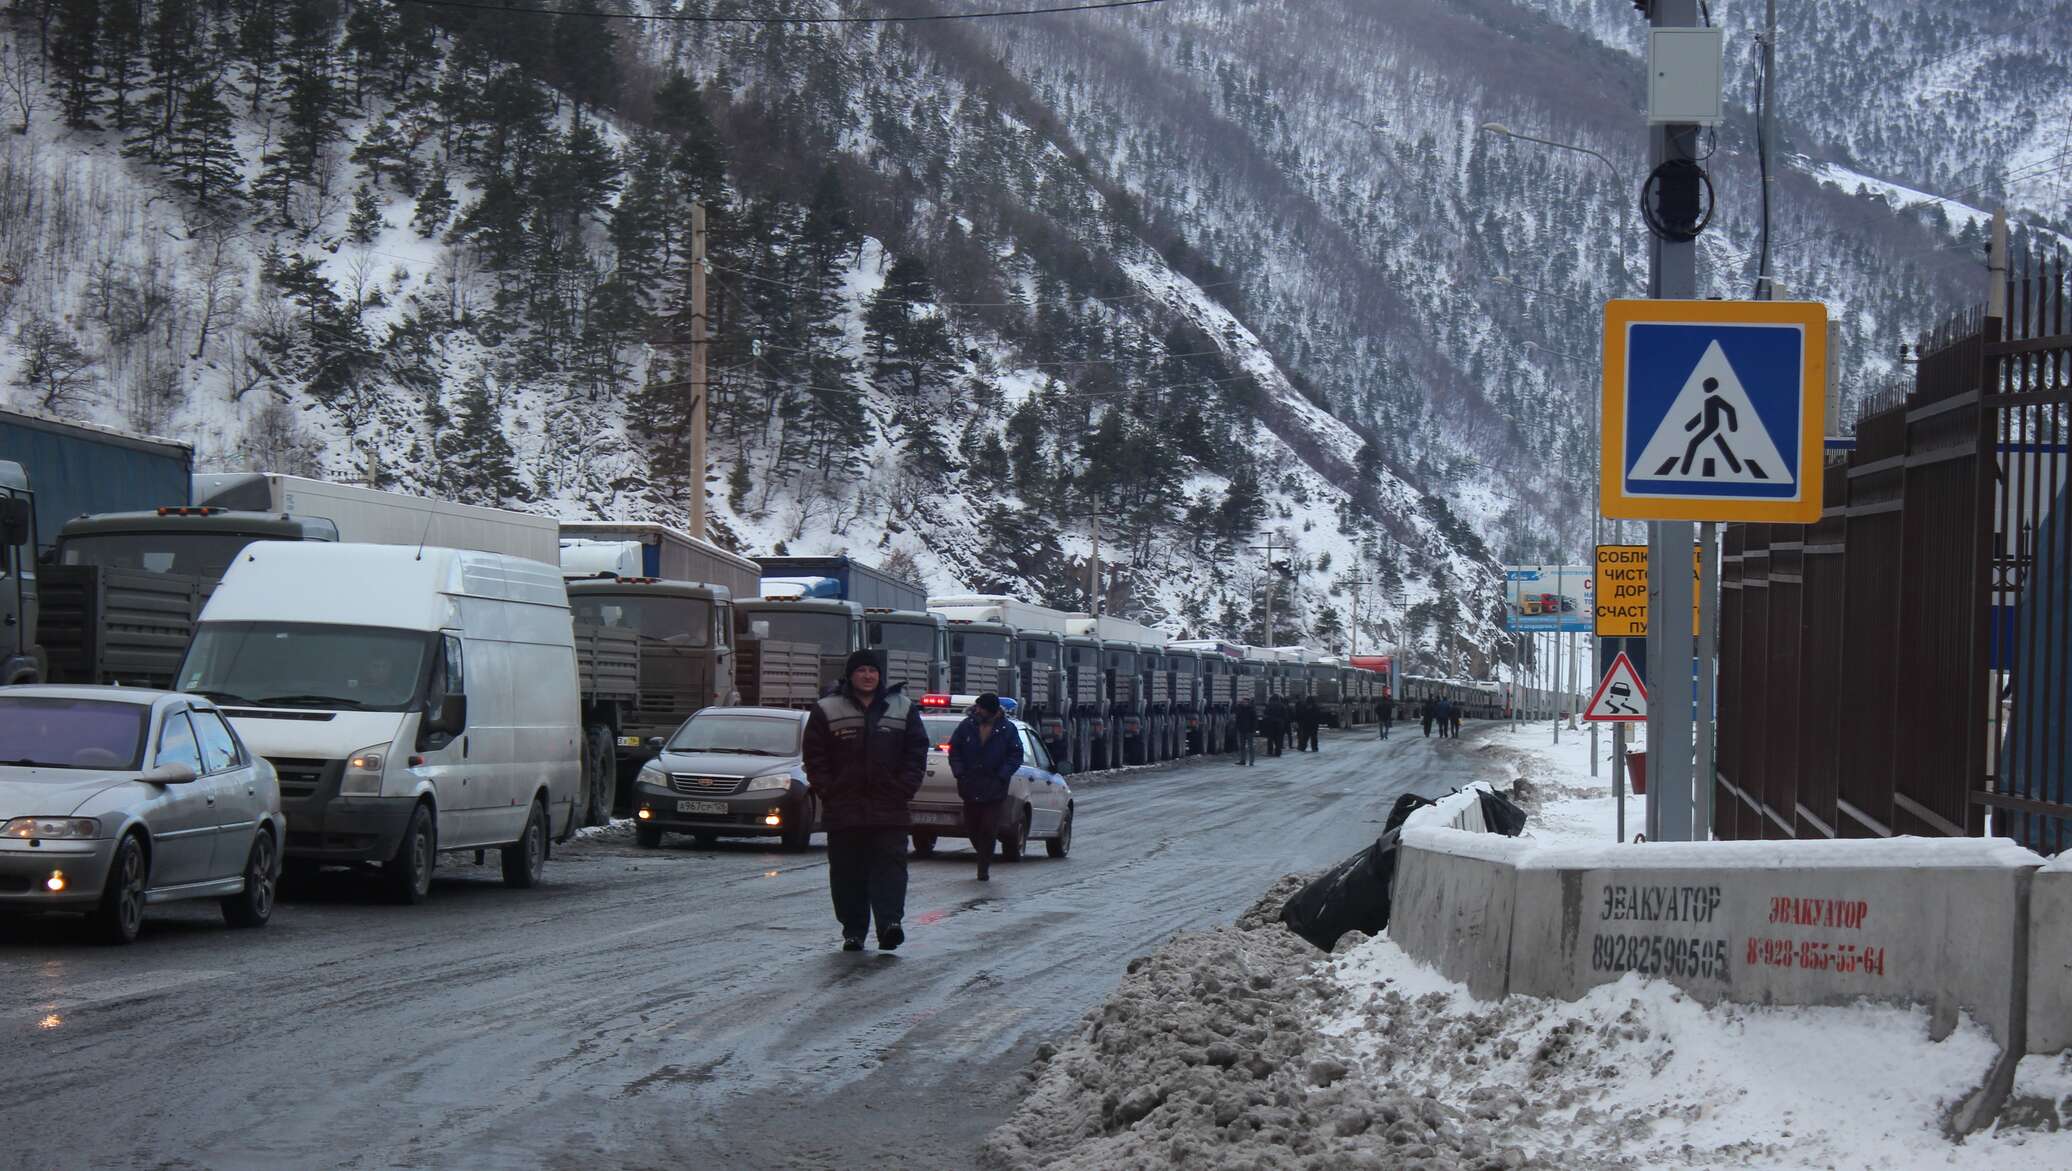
[
  {"left": 1794, "top": 463, "right": 1849, "bottom": 838},
  {"left": 1765, "top": 524, "right": 1807, "bottom": 837},
  {"left": 1715, "top": 524, "right": 1746, "bottom": 839}
]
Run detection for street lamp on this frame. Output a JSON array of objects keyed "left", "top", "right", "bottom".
[{"left": 1478, "top": 122, "right": 1637, "bottom": 294}]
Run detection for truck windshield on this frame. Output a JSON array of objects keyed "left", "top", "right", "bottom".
[
  {"left": 58, "top": 532, "right": 280, "bottom": 578},
  {"left": 0, "top": 697, "right": 149, "bottom": 771},
  {"left": 953, "top": 633, "right": 1010, "bottom": 660},
  {"left": 178, "top": 623, "right": 433, "bottom": 712},
  {"left": 869, "top": 621, "right": 936, "bottom": 655},
  {"left": 572, "top": 595, "right": 711, "bottom": 646},
  {"left": 749, "top": 612, "right": 851, "bottom": 650},
  {"left": 1019, "top": 640, "right": 1060, "bottom": 665},
  {"left": 668, "top": 714, "right": 802, "bottom": 756}
]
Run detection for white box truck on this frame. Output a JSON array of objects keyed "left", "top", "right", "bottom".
[
  {"left": 175, "top": 543, "right": 592, "bottom": 902},
  {"left": 195, "top": 473, "right": 561, "bottom": 561}
]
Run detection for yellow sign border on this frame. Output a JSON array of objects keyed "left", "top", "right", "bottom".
[{"left": 1601, "top": 299, "right": 1827, "bottom": 524}]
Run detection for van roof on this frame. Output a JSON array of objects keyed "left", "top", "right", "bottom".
[{"left": 206, "top": 542, "right": 568, "bottom": 631}]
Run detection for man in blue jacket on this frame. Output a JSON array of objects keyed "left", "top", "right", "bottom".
[
  {"left": 948, "top": 693, "right": 1024, "bottom": 882},
  {"left": 804, "top": 649, "right": 930, "bottom": 951}
]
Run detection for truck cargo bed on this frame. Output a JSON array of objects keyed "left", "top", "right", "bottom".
[{"left": 38, "top": 564, "right": 211, "bottom": 688}]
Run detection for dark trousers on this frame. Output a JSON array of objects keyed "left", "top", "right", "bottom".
[
  {"left": 1379, "top": 717, "right": 1391, "bottom": 740},
  {"left": 826, "top": 828, "right": 909, "bottom": 939},
  {"left": 1236, "top": 733, "right": 1255, "bottom": 765},
  {"left": 963, "top": 797, "right": 1010, "bottom": 872}
]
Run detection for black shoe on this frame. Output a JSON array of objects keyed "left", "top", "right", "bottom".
[
  {"left": 976, "top": 869, "right": 990, "bottom": 882},
  {"left": 878, "top": 923, "right": 904, "bottom": 951},
  {"left": 842, "top": 936, "right": 865, "bottom": 951}
]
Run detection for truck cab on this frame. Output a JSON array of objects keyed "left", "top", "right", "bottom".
[
  {"left": 0, "top": 461, "right": 36, "bottom": 684},
  {"left": 865, "top": 608, "right": 948, "bottom": 694},
  {"left": 734, "top": 597, "right": 864, "bottom": 697},
  {"left": 1062, "top": 633, "right": 1107, "bottom": 772}
]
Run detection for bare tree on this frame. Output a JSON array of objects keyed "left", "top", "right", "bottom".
[
  {"left": 341, "top": 247, "right": 382, "bottom": 318},
  {"left": 0, "top": 33, "right": 37, "bottom": 134},
  {"left": 191, "top": 227, "right": 245, "bottom": 359},
  {"left": 239, "top": 401, "right": 325, "bottom": 477},
  {"left": 14, "top": 314, "right": 96, "bottom": 414},
  {"left": 225, "top": 319, "right": 271, "bottom": 402}
]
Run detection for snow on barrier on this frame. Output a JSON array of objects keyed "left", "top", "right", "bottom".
[
  {"left": 1393, "top": 797, "right": 2052, "bottom": 1055},
  {"left": 2029, "top": 851, "right": 2072, "bottom": 1054}
]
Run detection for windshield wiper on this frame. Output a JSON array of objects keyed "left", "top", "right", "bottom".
[
  {"left": 254, "top": 694, "right": 366, "bottom": 710},
  {"left": 0, "top": 758, "right": 71, "bottom": 768},
  {"left": 190, "top": 689, "right": 255, "bottom": 707}
]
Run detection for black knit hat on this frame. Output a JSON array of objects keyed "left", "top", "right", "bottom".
[
  {"left": 845, "top": 648, "right": 886, "bottom": 681},
  {"left": 974, "top": 692, "right": 1002, "bottom": 714}
]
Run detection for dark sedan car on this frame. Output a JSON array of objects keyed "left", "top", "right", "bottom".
[{"left": 630, "top": 707, "right": 822, "bottom": 850}]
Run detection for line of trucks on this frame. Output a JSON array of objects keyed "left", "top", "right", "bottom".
[{"left": 2, "top": 406, "right": 1397, "bottom": 887}]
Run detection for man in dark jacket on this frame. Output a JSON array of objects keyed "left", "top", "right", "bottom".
[
  {"left": 803, "top": 649, "right": 929, "bottom": 951},
  {"left": 1421, "top": 700, "right": 1433, "bottom": 737},
  {"left": 1233, "top": 699, "right": 1257, "bottom": 766},
  {"left": 948, "top": 693, "right": 1023, "bottom": 881},
  {"left": 1378, "top": 696, "right": 1393, "bottom": 740},
  {"left": 1262, "top": 697, "right": 1287, "bottom": 757},
  {"left": 1297, "top": 697, "right": 1321, "bottom": 752}
]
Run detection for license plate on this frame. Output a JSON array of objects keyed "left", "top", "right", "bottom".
[
  {"left": 619, "top": 736, "right": 644, "bottom": 748},
  {"left": 912, "top": 811, "right": 961, "bottom": 826},
  {"left": 676, "top": 800, "right": 728, "bottom": 815}
]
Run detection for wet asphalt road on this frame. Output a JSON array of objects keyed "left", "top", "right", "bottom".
[{"left": 1, "top": 726, "right": 1501, "bottom": 1171}]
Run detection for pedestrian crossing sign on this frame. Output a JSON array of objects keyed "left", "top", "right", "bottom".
[{"left": 1601, "top": 299, "right": 1827, "bottom": 523}]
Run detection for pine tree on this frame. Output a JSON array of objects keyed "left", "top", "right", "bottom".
[
  {"left": 441, "top": 377, "right": 526, "bottom": 506},
  {"left": 348, "top": 184, "right": 386, "bottom": 243},
  {"left": 351, "top": 111, "right": 412, "bottom": 192},
  {"left": 412, "top": 160, "right": 456, "bottom": 237},
  {"left": 279, "top": 0, "right": 342, "bottom": 180},
  {"left": 654, "top": 72, "right": 727, "bottom": 210},
  {"left": 100, "top": 0, "right": 146, "bottom": 130},
  {"left": 167, "top": 76, "right": 242, "bottom": 208},
  {"left": 126, "top": 0, "right": 199, "bottom": 161},
  {"left": 49, "top": 0, "right": 100, "bottom": 128}
]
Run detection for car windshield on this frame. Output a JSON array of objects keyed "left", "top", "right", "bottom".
[
  {"left": 571, "top": 594, "right": 711, "bottom": 646},
  {"left": 746, "top": 612, "right": 851, "bottom": 650},
  {"left": 177, "top": 623, "right": 433, "bottom": 712},
  {"left": 668, "top": 714, "right": 802, "bottom": 757},
  {"left": 922, "top": 715, "right": 963, "bottom": 747},
  {"left": 58, "top": 532, "right": 278, "bottom": 579},
  {"left": 0, "top": 697, "right": 150, "bottom": 771}
]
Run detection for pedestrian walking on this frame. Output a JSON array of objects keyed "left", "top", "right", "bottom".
[
  {"left": 1263, "top": 697, "right": 1287, "bottom": 757},
  {"left": 1234, "top": 699, "right": 1258, "bottom": 766},
  {"left": 1450, "top": 703, "right": 1463, "bottom": 738},
  {"left": 802, "top": 649, "right": 929, "bottom": 952},
  {"left": 1421, "top": 700, "right": 1433, "bottom": 737},
  {"left": 1378, "top": 696, "right": 1393, "bottom": 740},
  {"left": 947, "top": 693, "right": 1023, "bottom": 882},
  {"left": 1298, "top": 697, "right": 1321, "bottom": 752}
]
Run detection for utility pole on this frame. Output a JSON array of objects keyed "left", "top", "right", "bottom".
[
  {"left": 1756, "top": 0, "right": 1777, "bottom": 301},
  {"left": 1344, "top": 576, "right": 1373, "bottom": 658},
  {"left": 688, "top": 202, "right": 709, "bottom": 541},
  {"left": 1089, "top": 511, "right": 1102, "bottom": 617},
  {"left": 1250, "top": 537, "right": 1292, "bottom": 649},
  {"left": 1645, "top": 0, "right": 1704, "bottom": 841}
]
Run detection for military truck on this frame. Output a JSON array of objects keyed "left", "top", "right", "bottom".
[
  {"left": 733, "top": 596, "right": 865, "bottom": 700},
  {"left": 927, "top": 595, "right": 1091, "bottom": 770}
]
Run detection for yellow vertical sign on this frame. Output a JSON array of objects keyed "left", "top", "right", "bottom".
[{"left": 1593, "top": 544, "right": 1702, "bottom": 637}]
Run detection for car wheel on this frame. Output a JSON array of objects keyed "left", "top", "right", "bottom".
[
  {"left": 910, "top": 832, "right": 937, "bottom": 858},
  {"left": 999, "top": 807, "right": 1030, "bottom": 863},
  {"left": 585, "top": 724, "right": 615, "bottom": 827},
  {"left": 384, "top": 803, "right": 436, "bottom": 905},
  {"left": 634, "top": 822, "right": 664, "bottom": 849},
  {"left": 91, "top": 834, "right": 148, "bottom": 945},
  {"left": 501, "top": 799, "right": 547, "bottom": 889},
  {"left": 780, "top": 797, "right": 814, "bottom": 852},
  {"left": 221, "top": 830, "right": 278, "bottom": 928},
  {"left": 1046, "top": 807, "right": 1073, "bottom": 859}
]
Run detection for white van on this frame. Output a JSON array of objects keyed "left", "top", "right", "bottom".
[{"left": 175, "top": 543, "right": 582, "bottom": 902}]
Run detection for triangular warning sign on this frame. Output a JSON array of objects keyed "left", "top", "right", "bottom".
[
  {"left": 1629, "top": 340, "right": 1793, "bottom": 487},
  {"left": 1583, "top": 652, "right": 1648, "bottom": 722}
]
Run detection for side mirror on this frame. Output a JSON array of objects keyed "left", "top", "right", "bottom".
[
  {"left": 425, "top": 694, "right": 467, "bottom": 736},
  {"left": 645, "top": 736, "right": 666, "bottom": 752},
  {"left": 143, "top": 762, "right": 198, "bottom": 785},
  {"left": 0, "top": 496, "right": 29, "bottom": 548}
]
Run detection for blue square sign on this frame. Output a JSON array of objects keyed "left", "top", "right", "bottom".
[{"left": 1601, "top": 300, "right": 1828, "bottom": 524}]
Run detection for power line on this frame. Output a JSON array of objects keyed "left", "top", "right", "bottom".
[{"left": 396, "top": 0, "right": 1171, "bottom": 25}]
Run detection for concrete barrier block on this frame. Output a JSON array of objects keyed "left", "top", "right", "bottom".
[
  {"left": 1391, "top": 826, "right": 1529, "bottom": 1000},
  {"left": 2027, "top": 852, "right": 2072, "bottom": 1054},
  {"left": 1508, "top": 838, "right": 2041, "bottom": 1048}
]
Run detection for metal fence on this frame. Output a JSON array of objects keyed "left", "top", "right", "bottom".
[{"left": 1717, "top": 251, "right": 2071, "bottom": 851}]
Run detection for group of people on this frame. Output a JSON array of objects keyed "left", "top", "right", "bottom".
[
  {"left": 799, "top": 649, "right": 1031, "bottom": 953},
  {"left": 1229, "top": 695, "right": 1329, "bottom": 765},
  {"left": 1421, "top": 698, "right": 1464, "bottom": 738}
]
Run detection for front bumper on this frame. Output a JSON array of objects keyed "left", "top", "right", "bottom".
[
  {"left": 282, "top": 795, "right": 417, "bottom": 864},
  {"left": 632, "top": 783, "right": 799, "bottom": 836},
  {"left": 0, "top": 837, "right": 116, "bottom": 908}
]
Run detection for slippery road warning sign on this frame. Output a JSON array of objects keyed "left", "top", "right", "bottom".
[
  {"left": 1601, "top": 299, "right": 1827, "bottom": 523},
  {"left": 1583, "top": 652, "right": 1648, "bottom": 722}
]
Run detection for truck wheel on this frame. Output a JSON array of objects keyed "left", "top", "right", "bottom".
[
  {"left": 384, "top": 803, "right": 436, "bottom": 905},
  {"left": 999, "top": 808, "right": 1030, "bottom": 862},
  {"left": 584, "top": 724, "right": 615, "bottom": 827},
  {"left": 501, "top": 798, "right": 547, "bottom": 889},
  {"left": 910, "top": 833, "right": 937, "bottom": 858}
]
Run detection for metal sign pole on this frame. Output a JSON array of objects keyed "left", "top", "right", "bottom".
[
  {"left": 1614, "top": 721, "right": 1627, "bottom": 842},
  {"left": 1694, "top": 523, "right": 1718, "bottom": 839}
]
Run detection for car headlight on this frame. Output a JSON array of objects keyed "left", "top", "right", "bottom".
[
  {"left": 745, "top": 773, "right": 793, "bottom": 793},
  {"left": 1, "top": 817, "right": 101, "bottom": 840},
  {"left": 636, "top": 761, "right": 669, "bottom": 787},
  {"left": 340, "top": 743, "right": 391, "bottom": 797}
]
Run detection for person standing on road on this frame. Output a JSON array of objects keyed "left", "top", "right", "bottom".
[
  {"left": 1450, "top": 702, "right": 1464, "bottom": 739},
  {"left": 1297, "top": 696, "right": 1320, "bottom": 752},
  {"left": 1378, "top": 695, "right": 1393, "bottom": 740},
  {"left": 1234, "top": 699, "right": 1258, "bottom": 766},
  {"left": 948, "top": 693, "right": 1023, "bottom": 882},
  {"left": 803, "top": 649, "right": 929, "bottom": 952},
  {"left": 1421, "top": 700, "right": 1433, "bottom": 737},
  {"left": 1263, "top": 697, "right": 1287, "bottom": 757}
]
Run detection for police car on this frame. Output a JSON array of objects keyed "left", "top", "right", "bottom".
[{"left": 910, "top": 694, "right": 1074, "bottom": 861}]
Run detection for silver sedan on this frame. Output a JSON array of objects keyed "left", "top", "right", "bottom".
[{"left": 0, "top": 686, "right": 285, "bottom": 943}]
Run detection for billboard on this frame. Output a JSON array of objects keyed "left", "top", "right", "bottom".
[{"left": 1504, "top": 564, "right": 1592, "bottom": 632}]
